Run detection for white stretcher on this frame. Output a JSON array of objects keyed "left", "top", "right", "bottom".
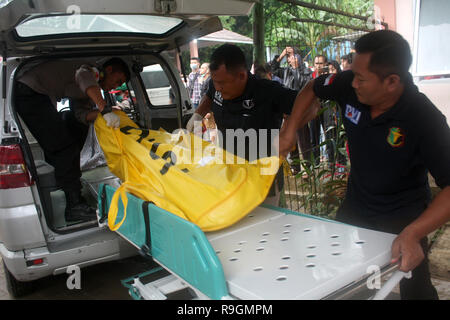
[{"left": 98, "top": 184, "right": 410, "bottom": 300}]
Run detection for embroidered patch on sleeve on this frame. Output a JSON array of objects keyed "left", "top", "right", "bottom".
[{"left": 345, "top": 104, "right": 361, "bottom": 125}]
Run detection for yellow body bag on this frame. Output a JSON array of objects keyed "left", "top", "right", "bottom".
[{"left": 95, "top": 111, "right": 280, "bottom": 232}]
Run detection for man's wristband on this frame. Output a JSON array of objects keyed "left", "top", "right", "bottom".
[{"left": 101, "top": 104, "right": 112, "bottom": 115}]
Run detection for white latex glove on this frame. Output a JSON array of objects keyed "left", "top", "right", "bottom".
[
  {"left": 186, "top": 112, "right": 203, "bottom": 133},
  {"left": 103, "top": 112, "right": 120, "bottom": 129}
]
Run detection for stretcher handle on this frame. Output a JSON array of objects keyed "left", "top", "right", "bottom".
[{"left": 372, "top": 270, "right": 412, "bottom": 300}]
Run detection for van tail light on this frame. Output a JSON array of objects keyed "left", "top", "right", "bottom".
[
  {"left": 26, "top": 258, "right": 44, "bottom": 267},
  {"left": 0, "top": 144, "right": 33, "bottom": 189}
]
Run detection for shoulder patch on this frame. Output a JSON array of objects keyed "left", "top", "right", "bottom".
[
  {"left": 213, "top": 91, "right": 223, "bottom": 106},
  {"left": 345, "top": 104, "right": 361, "bottom": 125}
]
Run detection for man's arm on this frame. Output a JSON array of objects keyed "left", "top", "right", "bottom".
[
  {"left": 75, "top": 65, "right": 120, "bottom": 128},
  {"left": 186, "top": 95, "right": 212, "bottom": 132},
  {"left": 276, "top": 48, "right": 287, "bottom": 63},
  {"left": 85, "top": 110, "right": 100, "bottom": 122},
  {"left": 85, "top": 86, "right": 107, "bottom": 112},
  {"left": 278, "top": 79, "right": 320, "bottom": 157},
  {"left": 393, "top": 99, "right": 450, "bottom": 272},
  {"left": 391, "top": 186, "right": 450, "bottom": 272},
  {"left": 194, "top": 94, "right": 212, "bottom": 117},
  {"left": 85, "top": 86, "right": 120, "bottom": 128},
  {"left": 75, "top": 65, "right": 107, "bottom": 112}
]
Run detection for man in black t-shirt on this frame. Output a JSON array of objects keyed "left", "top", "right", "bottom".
[
  {"left": 279, "top": 30, "right": 450, "bottom": 300},
  {"left": 186, "top": 44, "right": 299, "bottom": 205}
]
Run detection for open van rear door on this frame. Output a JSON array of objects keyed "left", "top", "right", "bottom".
[{"left": 0, "top": 0, "right": 255, "bottom": 56}]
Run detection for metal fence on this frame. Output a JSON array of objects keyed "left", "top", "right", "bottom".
[
  {"left": 263, "top": 3, "right": 372, "bottom": 218},
  {"left": 279, "top": 102, "right": 350, "bottom": 220}
]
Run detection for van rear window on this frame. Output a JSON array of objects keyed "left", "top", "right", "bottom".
[{"left": 16, "top": 14, "right": 182, "bottom": 37}]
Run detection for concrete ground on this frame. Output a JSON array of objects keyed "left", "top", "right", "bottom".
[{"left": 0, "top": 255, "right": 164, "bottom": 300}]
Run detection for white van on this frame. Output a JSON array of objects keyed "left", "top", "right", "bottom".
[{"left": 0, "top": 0, "right": 254, "bottom": 297}]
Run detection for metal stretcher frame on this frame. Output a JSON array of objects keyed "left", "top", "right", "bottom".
[{"left": 98, "top": 184, "right": 410, "bottom": 300}]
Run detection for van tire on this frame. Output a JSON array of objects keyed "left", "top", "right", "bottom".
[{"left": 2, "top": 261, "right": 36, "bottom": 298}]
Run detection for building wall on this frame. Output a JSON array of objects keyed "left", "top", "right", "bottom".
[
  {"left": 376, "top": 0, "right": 450, "bottom": 124},
  {"left": 394, "top": 0, "right": 415, "bottom": 50},
  {"left": 417, "top": 80, "right": 450, "bottom": 124},
  {"left": 374, "top": 0, "right": 397, "bottom": 30}
]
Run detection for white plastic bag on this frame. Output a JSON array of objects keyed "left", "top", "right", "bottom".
[{"left": 80, "top": 124, "right": 106, "bottom": 171}]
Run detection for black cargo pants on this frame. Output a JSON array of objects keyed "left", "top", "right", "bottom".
[{"left": 14, "top": 82, "right": 82, "bottom": 193}]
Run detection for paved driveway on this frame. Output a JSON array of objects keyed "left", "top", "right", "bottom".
[{"left": 0, "top": 255, "right": 163, "bottom": 300}]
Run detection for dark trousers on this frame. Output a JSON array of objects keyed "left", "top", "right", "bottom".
[
  {"left": 14, "top": 82, "right": 82, "bottom": 193},
  {"left": 399, "top": 237, "right": 439, "bottom": 300},
  {"left": 336, "top": 209, "right": 439, "bottom": 300},
  {"left": 61, "top": 107, "right": 89, "bottom": 151}
]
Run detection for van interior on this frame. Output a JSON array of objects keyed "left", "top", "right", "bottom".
[{"left": 14, "top": 53, "right": 191, "bottom": 234}]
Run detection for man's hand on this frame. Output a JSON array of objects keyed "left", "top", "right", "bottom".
[
  {"left": 103, "top": 112, "right": 120, "bottom": 129},
  {"left": 390, "top": 186, "right": 450, "bottom": 272},
  {"left": 277, "top": 48, "right": 287, "bottom": 62},
  {"left": 391, "top": 228, "right": 425, "bottom": 272},
  {"left": 186, "top": 112, "right": 203, "bottom": 133},
  {"left": 203, "top": 112, "right": 216, "bottom": 129}
]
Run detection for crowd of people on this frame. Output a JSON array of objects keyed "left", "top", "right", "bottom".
[
  {"left": 267, "top": 48, "right": 355, "bottom": 174},
  {"left": 183, "top": 56, "right": 217, "bottom": 141}
]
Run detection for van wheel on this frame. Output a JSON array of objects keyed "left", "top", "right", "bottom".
[{"left": 2, "top": 261, "right": 36, "bottom": 298}]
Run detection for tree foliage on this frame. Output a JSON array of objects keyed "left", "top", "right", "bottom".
[
  {"left": 264, "top": 0, "right": 374, "bottom": 60},
  {"left": 219, "top": 0, "right": 374, "bottom": 63}
]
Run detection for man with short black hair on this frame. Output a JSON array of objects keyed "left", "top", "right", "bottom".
[
  {"left": 186, "top": 44, "right": 300, "bottom": 205},
  {"left": 15, "top": 57, "right": 131, "bottom": 222},
  {"left": 270, "top": 47, "right": 315, "bottom": 173},
  {"left": 341, "top": 53, "right": 353, "bottom": 71},
  {"left": 188, "top": 57, "right": 202, "bottom": 109},
  {"left": 312, "top": 54, "right": 328, "bottom": 79},
  {"left": 279, "top": 30, "right": 450, "bottom": 299}
]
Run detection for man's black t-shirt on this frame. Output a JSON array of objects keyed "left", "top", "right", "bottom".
[
  {"left": 206, "top": 73, "right": 298, "bottom": 161},
  {"left": 313, "top": 71, "right": 450, "bottom": 233}
]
